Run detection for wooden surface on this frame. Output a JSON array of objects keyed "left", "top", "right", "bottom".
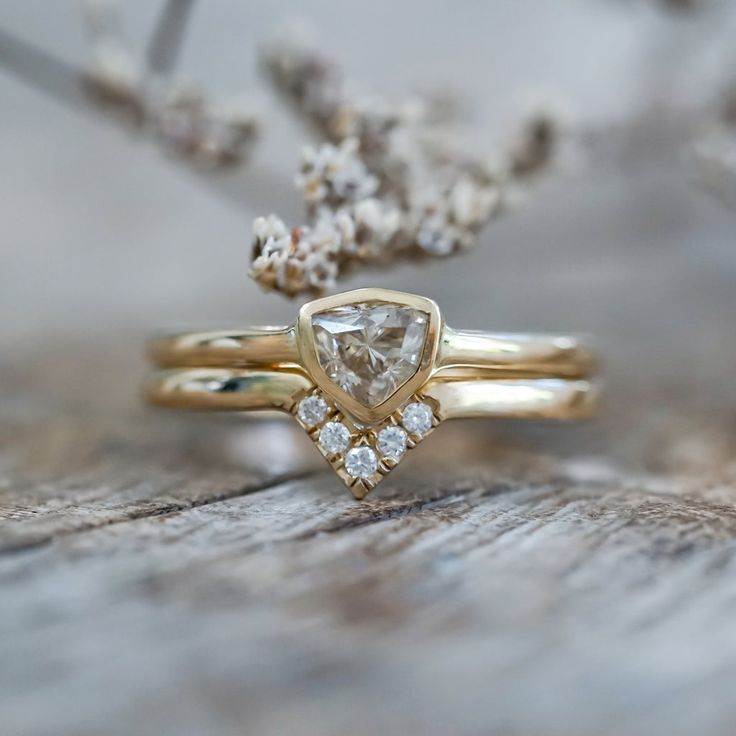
[
  {"left": 2, "top": 289, "right": 736, "bottom": 736},
  {"left": 2, "top": 5, "right": 736, "bottom": 731}
]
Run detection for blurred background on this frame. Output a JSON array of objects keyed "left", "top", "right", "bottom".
[
  {"left": 3, "top": 4, "right": 736, "bottom": 736},
  {"left": 2, "top": 0, "right": 735, "bottom": 472}
]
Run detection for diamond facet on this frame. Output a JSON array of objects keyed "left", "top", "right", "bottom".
[
  {"left": 319, "top": 421, "right": 350, "bottom": 454},
  {"left": 311, "top": 301, "right": 429, "bottom": 408},
  {"left": 344, "top": 446, "right": 378, "bottom": 478},
  {"left": 376, "top": 426, "right": 408, "bottom": 459},
  {"left": 297, "top": 395, "right": 328, "bottom": 426},
  {"left": 402, "top": 402, "right": 433, "bottom": 434}
]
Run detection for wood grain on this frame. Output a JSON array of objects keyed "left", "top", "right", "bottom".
[
  {"left": 2, "top": 18, "right": 736, "bottom": 728},
  {"left": 2, "top": 324, "right": 736, "bottom": 736}
]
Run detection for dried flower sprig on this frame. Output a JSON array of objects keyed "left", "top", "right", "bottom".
[
  {"left": 250, "top": 38, "right": 556, "bottom": 296},
  {"left": 691, "top": 83, "right": 736, "bottom": 210},
  {"left": 82, "top": 0, "right": 258, "bottom": 169}
]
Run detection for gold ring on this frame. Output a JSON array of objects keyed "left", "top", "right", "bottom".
[{"left": 145, "top": 288, "right": 600, "bottom": 498}]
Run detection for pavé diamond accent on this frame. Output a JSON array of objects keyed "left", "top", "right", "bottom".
[
  {"left": 376, "top": 426, "right": 408, "bottom": 459},
  {"left": 319, "top": 421, "right": 350, "bottom": 454},
  {"left": 344, "top": 446, "right": 378, "bottom": 479},
  {"left": 294, "top": 392, "right": 440, "bottom": 496},
  {"left": 401, "top": 402, "right": 433, "bottom": 434},
  {"left": 297, "top": 395, "right": 328, "bottom": 426},
  {"left": 312, "top": 301, "right": 428, "bottom": 408}
]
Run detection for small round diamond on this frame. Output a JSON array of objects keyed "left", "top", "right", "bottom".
[
  {"left": 297, "top": 395, "right": 328, "bottom": 427},
  {"left": 377, "top": 426, "right": 407, "bottom": 459},
  {"left": 401, "top": 402, "right": 433, "bottom": 434},
  {"left": 344, "top": 446, "right": 378, "bottom": 479},
  {"left": 319, "top": 422, "right": 350, "bottom": 454}
]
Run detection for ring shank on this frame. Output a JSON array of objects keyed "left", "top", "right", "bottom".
[
  {"left": 425, "top": 378, "right": 598, "bottom": 420},
  {"left": 149, "top": 325, "right": 596, "bottom": 379},
  {"left": 148, "top": 327, "right": 297, "bottom": 369},
  {"left": 437, "top": 327, "right": 596, "bottom": 378},
  {"left": 145, "top": 368, "right": 599, "bottom": 421}
]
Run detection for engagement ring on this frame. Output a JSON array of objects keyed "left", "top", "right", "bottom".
[{"left": 145, "top": 288, "right": 599, "bottom": 498}]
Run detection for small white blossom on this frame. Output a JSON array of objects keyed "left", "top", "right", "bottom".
[
  {"left": 416, "top": 215, "right": 458, "bottom": 256},
  {"left": 304, "top": 250, "right": 338, "bottom": 290},
  {"left": 253, "top": 214, "right": 289, "bottom": 242},
  {"left": 296, "top": 139, "right": 378, "bottom": 205},
  {"left": 449, "top": 177, "right": 501, "bottom": 229},
  {"left": 254, "top": 37, "right": 557, "bottom": 295},
  {"left": 353, "top": 199, "right": 400, "bottom": 238}
]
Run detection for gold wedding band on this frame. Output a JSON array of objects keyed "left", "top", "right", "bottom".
[{"left": 145, "top": 288, "right": 599, "bottom": 498}]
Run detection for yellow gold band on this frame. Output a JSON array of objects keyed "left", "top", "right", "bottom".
[
  {"left": 149, "top": 326, "right": 595, "bottom": 379},
  {"left": 145, "top": 368, "right": 598, "bottom": 421}
]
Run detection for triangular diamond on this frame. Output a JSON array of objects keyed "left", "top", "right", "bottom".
[{"left": 311, "top": 302, "right": 429, "bottom": 408}]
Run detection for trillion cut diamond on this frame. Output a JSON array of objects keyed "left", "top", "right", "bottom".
[{"left": 312, "top": 302, "right": 429, "bottom": 407}]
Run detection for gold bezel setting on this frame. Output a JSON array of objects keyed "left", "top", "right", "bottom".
[{"left": 296, "top": 288, "right": 442, "bottom": 425}]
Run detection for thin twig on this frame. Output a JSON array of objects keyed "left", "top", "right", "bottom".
[
  {"left": 0, "top": 26, "right": 88, "bottom": 110},
  {"left": 145, "top": 0, "right": 196, "bottom": 79}
]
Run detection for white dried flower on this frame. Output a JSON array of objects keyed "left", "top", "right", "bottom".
[
  {"left": 253, "top": 214, "right": 289, "bottom": 242},
  {"left": 296, "top": 139, "right": 378, "bottom": 205},
  {"left": 329, "top": 208, "right": 357, "bottom": 246},
  {"left": 353, "top": 198, "right": 402, "bottom": 253},
  {"left": 308, "top": 211, "right": 345, "bottom": 254},
  {"left": 82, "top": 0, "right": 258, "bottom": 169},
  {"left": 304, "top": 251, "right": 338, "bottom": 291},
  {"left": 416, "top": 214, "right": 458, "bottom": 256},
  {"left": 295, "top": 145, "right": 331, "bottom": 203},
  {"left": 449, "top": 177, "right": 501, "bottom": 229},
  {"left": 255, "top": 37, "right": 557, "bottom": 295}
]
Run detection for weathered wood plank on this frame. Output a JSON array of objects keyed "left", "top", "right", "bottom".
[
  {"left": 3, "top": 462, "right": 736, "bottom": 736},
  {"left": 2, "top": 338, "right": 736, "bottom": 736}
]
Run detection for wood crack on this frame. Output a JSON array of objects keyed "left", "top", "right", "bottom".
[{"left": 0, "top": 469, "right": 319, "bottom": 557}]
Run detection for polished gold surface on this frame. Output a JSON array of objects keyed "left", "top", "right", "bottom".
[
  {"left": 436, "top": 328, "right": 596, "bottom": 378},
  {"left": 148, "top": 326, "right": 298, "bottom": 369},
  {"left": 424, "top": 378, "right": 598, "bottom": 420},
  {"left": 146, "top": 368, "right": 599, "bottom": 420},
  {"left": 150, "top": 327, "right": 593, "bottom": 377},
  {"left": 150, "top": 323, "right": 594, "bottom": 382},
  {"left": 144, "top": 368, "right": 311, "bottom": 412}
]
